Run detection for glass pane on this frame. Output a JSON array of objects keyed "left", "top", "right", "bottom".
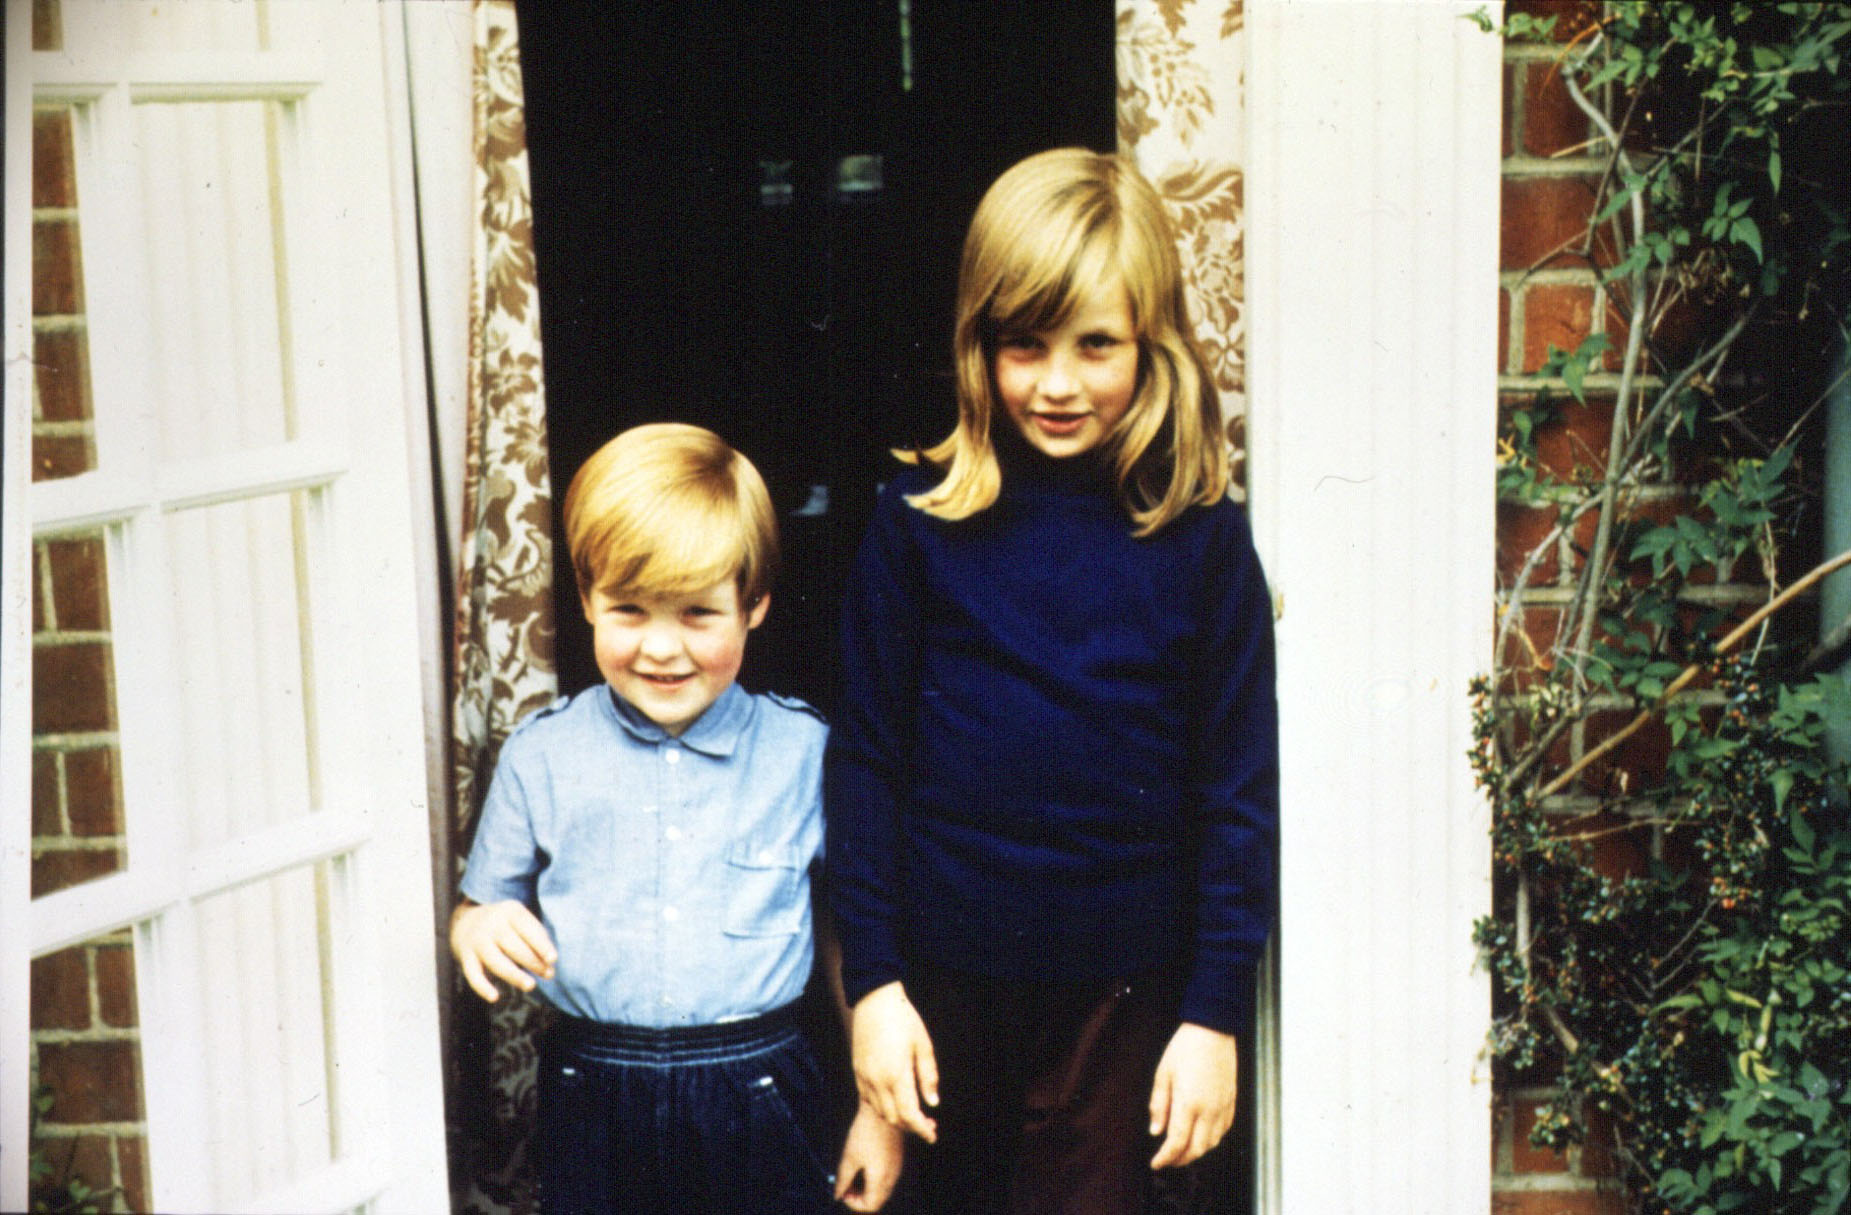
[
  {"left": 30, "top": 931, "right": 152, "bottom": 1213},
  {"left": 32, "top": 105, "right": 98, "bottom": 484},
  {"left": 133, "top": 99, "right": 295, "bottom": 462},
  {"left": 32, "top": 530, "right": 127, "bottom": 896},
  {"left": 164, "top": 492, "right": 317, "bottom": 850},
  {"left": 195, "top": 863, "right": 337, "bottom": 1208}
]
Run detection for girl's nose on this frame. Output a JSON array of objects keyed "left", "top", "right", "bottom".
[{"left": 1039, "top": 353, "right": 1079, "bottom": 400}]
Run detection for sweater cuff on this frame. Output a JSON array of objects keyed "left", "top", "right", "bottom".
[
  {"left": 839, "top": 936, "right": 905, "bottom": 1011},
  {"left": 1179, "top": 958, "right": 1259, "bottom": 1042}
]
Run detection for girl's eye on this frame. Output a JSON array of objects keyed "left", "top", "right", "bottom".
[{"left": 997, "top": 333, "right": 1040, "bottom": 353}]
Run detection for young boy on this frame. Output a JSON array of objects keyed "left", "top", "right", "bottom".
[{"left": 453, "top": 423, "right": 901, "bottom": 1214}]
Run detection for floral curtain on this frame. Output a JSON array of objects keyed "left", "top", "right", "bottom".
[
  {"left": 1117, "top": 0, "right": 1248, "bottom": 490},
  {"left": 448, "top": 3, "right": 555, "bottom": 1212}
]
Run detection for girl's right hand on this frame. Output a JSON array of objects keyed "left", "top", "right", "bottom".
[
  {"left": 449, "top": 898, "right": 557, "bottom": 1002},
  {"left": 850, "top": 981, "right": 939, "bottom": 1142}
]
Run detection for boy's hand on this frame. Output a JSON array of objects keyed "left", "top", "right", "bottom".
[
  {"left": 834, "top": 1099, "right": 905, "bottom": 1211},
  {"left": 450, "top": 898, "right": 557, "bottom": 1002},
  {"left": 850, "top": 981, "right": 939, "bottom": 1142},
  {"left": 1148, "top": 1022, "right": 1238, "bottom": 1169}
]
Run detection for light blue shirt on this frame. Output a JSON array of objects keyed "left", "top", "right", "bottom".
[{"left": 461, "top": 681, "right": 827, "bottom": 1027}]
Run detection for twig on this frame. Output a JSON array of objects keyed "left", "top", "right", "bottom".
[{"left": 1537, "top": 547, "right": 1851, "bottom": 799}]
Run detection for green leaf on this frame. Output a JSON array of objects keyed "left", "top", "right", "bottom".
[{"left": 1733, "top": 216, "right": 1765, "bottom": 263}]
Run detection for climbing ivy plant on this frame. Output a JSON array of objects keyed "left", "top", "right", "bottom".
[{"left": 1470, "top": 3, "right": 1851, "bottom": 1211}]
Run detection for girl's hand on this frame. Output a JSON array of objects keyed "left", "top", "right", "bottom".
[
  {"left": 449, "top": 898, "right": 556, "bottom": 1002},
  {"left": 850, "top": 981, "right": 939, "bottom": 1142},
  {"left": 834, "top": 1099, "right": 906, "bottom": 1211},
  {"left": 1148, "top": 1022, "right": 1238, "bottom": 1169}
]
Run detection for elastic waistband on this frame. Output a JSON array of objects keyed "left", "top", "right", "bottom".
[{"left": 546, "top": 1002, "right": 803, "bottom": 1065}]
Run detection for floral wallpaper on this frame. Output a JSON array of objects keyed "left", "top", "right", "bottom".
[
  {"left": 449, "top": 2, "right": 555, "bottom": 1212},
  {"left": 1117, "top": 0, "right": 1248, "bottom": 488}
]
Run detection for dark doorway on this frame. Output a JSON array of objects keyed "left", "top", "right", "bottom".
[{"left": 515, "top": 0, "right": 1117, "bottom": 712}]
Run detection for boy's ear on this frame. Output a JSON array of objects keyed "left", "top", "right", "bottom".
[{"left": 746, "top": 591, "right": 770, "bottom": 631}]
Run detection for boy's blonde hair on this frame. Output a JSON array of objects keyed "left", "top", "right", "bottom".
[
  {"left": 904, "top": 147, "right": 1229, "bottom": 536},
  {"left": 563, "top": 423, "right": 778, "bottom": 604}
]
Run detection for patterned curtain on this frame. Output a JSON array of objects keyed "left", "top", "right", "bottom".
[
  {"left": 449, "top": 3, "right": 555, "bottom": 1213},
  {"left": 1117, "top": 0, "right": 1248, "bottom": 491},
  {"left": 1120, "top": 10, "right": 1253, "bottom": 1210}
]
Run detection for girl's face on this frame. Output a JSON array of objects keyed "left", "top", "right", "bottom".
[{"left": 992, "top": 280, "right": 1139, "bottom": 460}]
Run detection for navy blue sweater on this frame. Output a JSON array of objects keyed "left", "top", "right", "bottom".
[{"left": 826, "top": 442, "right": 1279, "bottom": 1035}]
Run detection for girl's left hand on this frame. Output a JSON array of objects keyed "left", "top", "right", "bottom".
[{"left": 1148, "top": 1022, "right": 1239, "bottom": 1169}]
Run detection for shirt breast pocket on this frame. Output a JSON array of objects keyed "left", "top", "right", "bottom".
[{"left": 722, "top": 841, "right": 808, "bottom": 938}]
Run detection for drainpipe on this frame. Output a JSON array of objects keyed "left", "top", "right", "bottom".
[{"left": 1823, "top": 329, "right": 1851, "bottom": 774}]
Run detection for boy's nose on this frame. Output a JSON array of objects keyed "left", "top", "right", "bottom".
[{"left": 638, "top": 623, "right": 682, "bottom": 661}]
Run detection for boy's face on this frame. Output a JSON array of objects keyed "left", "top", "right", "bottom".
[{"left": 582, "top": 579, "right": 768, "bottom": 736}]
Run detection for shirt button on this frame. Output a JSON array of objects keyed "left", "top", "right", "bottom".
[
  {"left": 662, "top": 906, "right": 680, "bottom": 922},
  {"left": 664, "top": 748, "right": 681, "bottom": 765},
  {"left": 665, "top": 825, "right": 682, "bottom": 842}
]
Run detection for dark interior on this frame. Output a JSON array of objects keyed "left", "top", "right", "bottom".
[{"left": 514, "top": 0, "right": 1117, "bottom": 713}]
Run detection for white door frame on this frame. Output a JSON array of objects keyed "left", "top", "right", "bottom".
[{"left": 1245, "top": 3, "right": 1502, "bottom": 1211}]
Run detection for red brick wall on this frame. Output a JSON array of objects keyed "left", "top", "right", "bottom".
[
  {"left": 1492, "top": 3, "right": 1626, "bottom": 1212},
  {"left": 29, "top": 6, "right": 153, "bottom": 1207}
]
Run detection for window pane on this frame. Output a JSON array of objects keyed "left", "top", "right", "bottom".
[
  {"left": 133, "top": 99, "right": 295, "bottom": 462},
  {"left": 194, "top": 863, "right": 337, "bottom": 1208},
  {"left": 32, "top": 530, "right": 126, "bottom": 896},
  {"left": 164, "top": 492, "right": 317, "bottom": 850},
  {"left": 30, "top": 931, "right": 152, "bottom": 1214}
]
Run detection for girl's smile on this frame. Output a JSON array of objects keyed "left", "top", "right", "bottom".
[{"left": 993, "top": 281, "right": 1139, "bottom": 459}]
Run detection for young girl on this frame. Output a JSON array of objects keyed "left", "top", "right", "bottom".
[{"left": 826, "top": 148, "right": 1279, "bottom": 1213}]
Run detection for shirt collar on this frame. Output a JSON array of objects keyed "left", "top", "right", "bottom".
[{"left": 603, "top": 681, "right": 753, "bottom": 757}]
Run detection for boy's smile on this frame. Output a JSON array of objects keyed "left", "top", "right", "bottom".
[
  {"left": 582, "top": 580, "right": 768, "bottom": 735},
  {"left": 993, "top": 281, "right": 1139, "bottom": 460}
]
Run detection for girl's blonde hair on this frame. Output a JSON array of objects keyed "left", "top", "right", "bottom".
[
  {"left": 903, "top": 147, "right": 1229, "bottom": 536},
  {"left": 564, "top": 423, "right": 778, "bottom": 605}
]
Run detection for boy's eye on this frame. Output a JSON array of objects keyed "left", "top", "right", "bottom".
[{"left": 1080, "top": 332, "right": 1124, "bottom": 351}]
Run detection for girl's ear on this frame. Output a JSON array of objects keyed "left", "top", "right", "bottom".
[{"left": 746, "top": 592, "right": 771, "bottom": 630}]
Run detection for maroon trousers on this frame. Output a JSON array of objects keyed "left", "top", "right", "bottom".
[{"left": 900, "top": 963, "right": 1182, "bottom": 1215}]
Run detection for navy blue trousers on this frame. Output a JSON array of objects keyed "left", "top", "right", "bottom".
[{"left": 535, "top": 1005, "right": 835, "bottom": 1215}]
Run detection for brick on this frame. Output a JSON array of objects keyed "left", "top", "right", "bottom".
[
  {"left": 35, "top": 1040, "right": 143, "bottom": 1124},
  {"left": 32, "top": 432, "right": 95, "bottom": 482},
  {"left": 32, "top": 750, "right": 61, "bottom": 836},
  {"left": 1498, "top": 502, "right": 1562, "bottom": 587},
  {"left": 46, "top": 535, "right": 110, "bottom": 631},
  {"left": 1574, "top": 813, "right": 1651, "bottom": 882},
  {"left": 27, "top": 1133, "right": 113, "bottom": 1202},
  {"left": 1492, "top": 1189, "right": 1626, "bottom": 1215},
  {"left": 1581, "top": 1106, "right": 1619, "bottom": 1177},
  {"left": 95, "top": 943, "right": 139, "bottom": 1030},
  {"left": 1522, "top": 61, "right": 1590, "bottom": 159},
  {"left": 1503, "top": 0, "right": 1604, "bottom": 43},
  {"left": 31, "top": 947, "right": 90, "bottom": 1032},
  {"left": 118, "top": 1134, "right": 150, "bottom": 1212},
  {"left": 1532, "top": 396, "right": 1614, "bottom": 480},
  {"left": 32, "top": 217, "right": 84, "bottom": 316},
  {"left": 1502, "top": 176, "right": 1600, "bottom": 271},
  {"left": 1510, "top": 1096, "right": 1573, "bottom": 1175},
  {"left": 1520, "top": 283, "right": 1595, "bottom": 374},
  {"left": 32, "top": 640, "right": 116, "bottom": 734},
  {"left": 35, "top": 327, "right": 95, "bottom": 424},
  {"left": 32, "top": 846, "right": 122, "bottom": 899},
  {"left": 1502, "top": 63, "right": 1515, "bottom": 160},
  {"left": 65, "top": 747, "right": 123, "bottom": 838},
  {"left": 33, "top": 108, "right": 75, "bottom": 208},
  {"left": 1499, "top": 287, "right": 1512, "bottom": 373}
]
